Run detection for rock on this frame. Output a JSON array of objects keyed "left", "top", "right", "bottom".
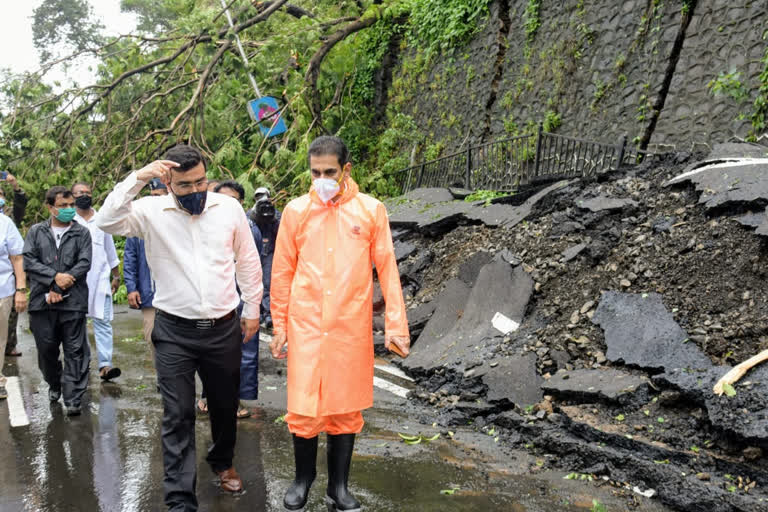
[
  {"left": 580, "top": 301, "right": 595, "bottom": 314},
  {"left": 550, "top": 349, "right": 571, "bottom": 370},
  {"left": 569, "top": 311, "right": 580, "bottom": 324},
  {"left": 373, "top": 334, "right": 387, "bottom": 355},
  {"left": 575, "top": 196, "right": 639, "bottom": 213},
  {"left": 664, "top": 158, "right": 768, "bottom": 214},
  {"left": 562, "top": 243, "right": 587, "bottom": 263},
  {"left": 550, "top": 221, "right": 585, "bottom": 237},
  {"left": 448, "top": 187, "right": 473, "bottom": 199},
  {"left": 652, "top": 215, "right": 677, "bottom": 233},
  {"left": 541, "top": 368, "right": 650, "bottom": 406},
  {"left": 592, "top": 292, "right": 712, "bottom": 373},
  {"left": 743, "top": 447, "right": 763, "bottom": 461},
  {"left": 398, "top": 249, "right": 433, "bottom": 282},
  {"left": 394, "top": 240, "right": 418, "bottom": 262},
  {"left": 620, "top": 279, "right": 632, "bottom": 288},
  {"left": 696, "top": 472, "right": 711, "bottom": 481},
  {"left": 483, "top": 353, "right": 543, "bottom": 405}
]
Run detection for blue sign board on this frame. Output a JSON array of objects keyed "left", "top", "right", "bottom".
[{"left": 247, "top": 96, "right": 287, "bottom": 137}]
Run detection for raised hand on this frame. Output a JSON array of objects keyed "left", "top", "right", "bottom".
[{"left": 135, "top": 160, "right": 179, "bottom": 185}]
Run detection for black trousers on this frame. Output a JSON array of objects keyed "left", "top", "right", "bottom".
[
  {"left": 5, "top": 307, "right": 18, "bottom": 353},
  {"left": 153, "top": 311, "right": 242, "bottom": 512},
  {"left": 29, "top": 310, "right": 90, "bottom": 407}
]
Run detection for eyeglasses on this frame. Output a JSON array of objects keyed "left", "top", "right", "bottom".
[{"left": 171, "top": 178, "right": 208, "bottom": 194}]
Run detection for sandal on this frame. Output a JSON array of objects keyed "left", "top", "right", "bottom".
[
  {"left": 236, "top": 403, "right": 251, "bottom": 419},
  {"left": 197, "top": 398, "right": 208, "bottom": 414},
  {"left": 99, "top": 366, "right": 121, "bottom": 381}
]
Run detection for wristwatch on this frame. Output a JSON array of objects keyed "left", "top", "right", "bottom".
[{"left": 16, "top": 287, "right": 28, "bottom": 293}]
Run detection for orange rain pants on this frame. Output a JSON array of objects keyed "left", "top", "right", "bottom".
[
  {"left": 286, "top": 411, "right": 365, "bottom": 439},
  {"left": 271, "top": 178, "right": 409, "bottom": 418}
]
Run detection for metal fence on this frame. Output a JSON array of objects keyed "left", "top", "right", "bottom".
[{"left": 385, "top": 123, "right": 653, "bottom": 195}]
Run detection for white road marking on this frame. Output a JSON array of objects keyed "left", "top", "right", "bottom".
[
  {"left": 5, "top": 377, "right": 29, "bottom": 427},
  {"left": 373, "top": 376, "right": 410, "bottom": 399},
  {"left": 374, "top": 364, "right": 414, "bottom": 382}
]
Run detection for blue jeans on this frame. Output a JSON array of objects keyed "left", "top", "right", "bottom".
[{"left": 92, "top": 295, "right": 114, "bottom": 369}]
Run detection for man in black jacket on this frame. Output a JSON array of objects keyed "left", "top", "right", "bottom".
[{"left": 23, "top": 186, "right": 92, "bottom": 415}]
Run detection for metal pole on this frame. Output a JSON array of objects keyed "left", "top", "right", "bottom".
[
  {"left": 534, "top": 122, "right": 543, "bottom": 177},
  {"left": 417, "top": 164, "right": 425, "bottom": 188},
  {"left": 220, "top": 0, "right": 262, "bottom": 98}
]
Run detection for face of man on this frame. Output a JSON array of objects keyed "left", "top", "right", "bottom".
[
  {"left": 169, "top": 162, "right": 207, "bottom": 197},
  {"left": 47, "top": 194, "right": 75, "bottom": 219},
  {"left": 218, "top": 187, "right": 243, "bottom": 204},
  {"left": 309, "top": 154, "right": 350, "bottom": 184},
  {"left": 150, "top": 188, "right": 168, "bottom": 197},
  {"left": 72, "top": 184, "right": 92, "bottom": 198}
]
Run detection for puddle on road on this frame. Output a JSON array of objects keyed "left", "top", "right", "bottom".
[{"left": 0, "top": 308, "right": 673, "bottom": 511}]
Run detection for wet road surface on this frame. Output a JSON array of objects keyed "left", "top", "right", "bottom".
[{"left": 0, "top": 306, "right": 674, "bottom": 511}]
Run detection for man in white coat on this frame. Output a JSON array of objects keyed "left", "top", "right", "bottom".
[{"left": 73, "top": 182, "right": 122, "bottom": 380}]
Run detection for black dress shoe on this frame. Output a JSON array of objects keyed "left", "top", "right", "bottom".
[
  {"left": 64, "top": 405, "right": 82, "bottom": 416},
  {"left": 49, "top": 389, "right": 61, "bottom": 402}
]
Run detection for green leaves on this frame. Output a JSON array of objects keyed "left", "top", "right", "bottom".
[
  {"left": 398, "top": 432, "right": 441, "bottom": 444},
  {"left": 722, "top": 383, "right": 737, "bottom": 397}
]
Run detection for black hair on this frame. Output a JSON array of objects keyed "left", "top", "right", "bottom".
[
  {"left": 71, "top": 182, "right": 91, "bottom": 192},
  {"left": 308, "top": 136, "right": 350, "bottom": 168},
  {"left": 214, "top": 180, "right": 246, "bottom": 201},
  {"left": 45, "top": 186, "right": 72, "bottom": 206},
  {"left": 162, "top": 144, "right": 207, "bottom": 172}
]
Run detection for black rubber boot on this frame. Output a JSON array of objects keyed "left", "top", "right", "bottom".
[
  {"left": 325, "top": 434, "right": 361, "bottom": 512},
  {"left": 283, "top": 434, "right": 318, "bottom": 510}
]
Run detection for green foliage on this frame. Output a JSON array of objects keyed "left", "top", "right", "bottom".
[
  {"left": 465, "top": 189, "right": 507, "bottom": 205},
  {"left": 542, "top": 110, "right": 561, "bottom": 132},
  {"left": 408, "top": 0, "right": 491, "bottom": 57},
  {"left": 591, "top": 500, "right": 608, "bottom": 512},
  {"left": 523, "top": 0, "right": 541, "bottom": 46},
  {"left": 749, "top": 37, "right": 768, "bottom": 140},
  {"left": 32, "top": 0, "right": 105, "bottom": 62},
  {"left": 707, "top": 70, "right": 748, "bottom": 102}
]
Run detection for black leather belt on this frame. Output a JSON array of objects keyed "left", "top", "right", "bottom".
[{"left": 156, "top": 309, "right": 236, "bottom": 330}]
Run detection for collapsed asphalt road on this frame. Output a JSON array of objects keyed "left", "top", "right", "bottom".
[{"left": 0, "top": 305, "right": 671, "bottom": 511}]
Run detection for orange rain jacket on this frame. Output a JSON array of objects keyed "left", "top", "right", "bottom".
[{"left": 271, "top": 178, "right": 409, "bottom": 417}]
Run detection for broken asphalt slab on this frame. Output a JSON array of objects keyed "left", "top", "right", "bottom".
[
  {"left": 574, "top": 196, "right": 639, "bottom": 213},
  {"left": 386, "top": 181, "right": 571, "bottom": 234},
  {"left": 542, "top": 368, "right": 650, "bottom": 406},
  {"left": 464, "top": 180, "right": 572, "bottom": 228},
  {"left": 482, "top": 353, "right": 543, "bottom": 406},
  {"left": 592, "top": 292, "right": 713, "bottom": 373},
  {"left": 664, "top": 158, "right": 768, "bottom": 213},
  {"left": 655, "top": 365, "right": 768, "bottom": 446},
  {"left": 403, "top": 254, "right": 534, "bottom": 376}
]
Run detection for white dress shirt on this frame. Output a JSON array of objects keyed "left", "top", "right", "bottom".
[
  {"left": 0, "top": 213, "right": 23, "bottom": 299},
  {"left": 74, "top": 210, "right": 120, "bottom": 320},
  {"left": 94, "top": 172, "right": 263, "bottom": 320}
]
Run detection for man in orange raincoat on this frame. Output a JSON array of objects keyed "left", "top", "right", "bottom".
[{"left": 269, "top": 136, "right": 410, "bottom": 511}]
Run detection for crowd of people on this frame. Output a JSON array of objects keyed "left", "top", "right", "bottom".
[{"left": 0, "top": 136, "right": 411, "bottom": 512}]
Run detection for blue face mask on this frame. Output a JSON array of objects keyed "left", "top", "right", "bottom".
[
  {"left": 174, "top": 191, "right": 207, "bottom": 216},
  {"left": 55, "top": 207, "right": 76, "bottom": 223}
]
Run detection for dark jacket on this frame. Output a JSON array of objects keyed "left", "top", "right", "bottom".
[
  {"left": 23, "top": 220, "right": 92, "bottom": 313},
  {"left": 123, "top": 236, "right": 154, "bottom": 308},
  {"left": 11, "top": 188, "right": 27, "bottom": 226}
]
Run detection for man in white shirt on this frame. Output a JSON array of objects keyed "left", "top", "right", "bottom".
[
  {"left": 0, "top": 211, "right": 27, "bottom": 400},
  {"left": 73, "top": 182, "right": 122, "bottom": 381},
  {"left": 95, "top": 144, "right": 263, "bottom": 511}
]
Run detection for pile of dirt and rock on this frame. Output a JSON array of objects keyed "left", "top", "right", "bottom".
[{"left": 380, "top": 142, "right": 768, "bottom": 511}]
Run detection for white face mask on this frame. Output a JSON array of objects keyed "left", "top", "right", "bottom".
[{"left": 314, "top": 177, "right": 341, "bottom": 204}]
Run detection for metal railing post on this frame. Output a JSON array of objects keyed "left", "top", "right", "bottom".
[
  {"left": 465, "top": 146, "right": 472, "bottom": 189},
  {"left": 616, "top": 134, "right": 627, "bottom": 169},
  {"left": 416, "top": 164, "right": 425, "bottom": 188},
  {"left": 534, "top": 122, "right": 543, "bottom": 177}
]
